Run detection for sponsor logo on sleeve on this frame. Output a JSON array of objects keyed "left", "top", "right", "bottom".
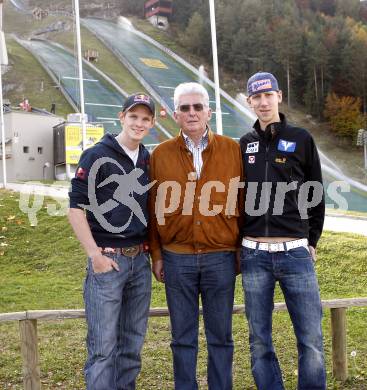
[
  {"left": 245, "top": 141, "right": 259, "bottom": 154},
  {"left": 278, "top": 139, "right": 296, "bottom": 153},
  {"left": 76, "top": 167, "right": 87, "bottom": 180}
]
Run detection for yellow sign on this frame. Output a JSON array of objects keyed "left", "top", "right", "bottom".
[
  {"left": 65, "top": 125, "right": 104, "bottom": 164},
  {"left": 140, "top": 58, "right": 168, "bottom": 69}
]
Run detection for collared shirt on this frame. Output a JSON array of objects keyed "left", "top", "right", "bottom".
[{"left": 182, "top": 130, "right": 209, "bottom": 179}]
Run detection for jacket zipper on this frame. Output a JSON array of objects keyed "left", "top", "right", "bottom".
[
  {"left": 265, "top": 144, "right": 269, "bottom": 237},
  {"left": 264, "top": 125, "right": 274, "bottom": 237}
]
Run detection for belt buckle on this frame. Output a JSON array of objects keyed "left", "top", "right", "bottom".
[
  {"left": 102, "top": 247, "right": 116, "bottom": 254},
  {"left": 121, "top": 245, "right": 139, "bottom": 257}
]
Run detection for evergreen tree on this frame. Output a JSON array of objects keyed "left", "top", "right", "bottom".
[
  {"left": 272, "top": 5, "right": 303, "bottom": 107},
  {"left": 342, "top": 21, "right": 367, "bottom": 114},
  {"left": 120, "top": 0, "right": 145, "bottom": 17},
  {"left": 335, "top": 0, "right": 360, "bottom": 20},
  {"left": 180, "top": 12, "right": 207, "bottom": 56}
]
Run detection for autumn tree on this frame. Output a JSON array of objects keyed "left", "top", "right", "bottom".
[{"left": 324, "top": 93, "right": 365, "bottom": 138}]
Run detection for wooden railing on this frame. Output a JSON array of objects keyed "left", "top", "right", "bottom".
[{"left": 1, "top": 297, "right": 367, "bottom": 390}]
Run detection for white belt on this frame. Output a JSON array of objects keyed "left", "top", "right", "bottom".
[{"left": 242, "top": 238, "right": 309, "bottom": 253}]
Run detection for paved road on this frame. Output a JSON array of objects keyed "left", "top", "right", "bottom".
[
  {"left": 2, "top": 183, "right": 366, "bottom": 236},
  {"left": 323, "top": 215, "right": 367, "bottom": 236}
]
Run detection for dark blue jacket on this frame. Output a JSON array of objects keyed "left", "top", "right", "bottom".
[{"left": 69, "top": 133, "right": 150, "bottom": 247}]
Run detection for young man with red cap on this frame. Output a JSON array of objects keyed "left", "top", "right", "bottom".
[
  {"left": 68, "top": 93, "right": 155, "bottom": 390},
  {"left": 239, "top": 72, "right": 326, "bottom": 390}
]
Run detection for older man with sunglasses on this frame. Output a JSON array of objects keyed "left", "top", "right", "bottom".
[{"left": 149, "top": 82, "right": 243, "bottom": 390}]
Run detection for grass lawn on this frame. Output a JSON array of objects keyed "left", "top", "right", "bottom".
[{"left": 0, "top": 190, "right": 366, "bottom": 389}]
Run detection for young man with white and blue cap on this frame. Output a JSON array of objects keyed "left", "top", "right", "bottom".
[{"left": 239, "top": 71, "right": 326, "bottom": 389}]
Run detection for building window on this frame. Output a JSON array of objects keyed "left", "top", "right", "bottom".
[
  {"left": 38, "top": 147, "right": 43, "bottom": 154},
  {"left": 23, "top": 146, "right": 29, "bottom": 153}
]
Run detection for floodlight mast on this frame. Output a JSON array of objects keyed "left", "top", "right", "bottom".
[
  {"left": 209, "top": 0, "right": 223, "bottom": 135},
  {"left": 74, "top": 0, "right": 87, "bottom": 150},
  {"left": 0, "top": 0, "right": 8, "bottom": 188}
]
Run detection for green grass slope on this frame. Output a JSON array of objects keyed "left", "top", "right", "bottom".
[
  {"left": 4, "top": 37, "right": 74, "bottom": 117},
  {"left": 0, "top": 189, "right": 366, "bottom": 389}
]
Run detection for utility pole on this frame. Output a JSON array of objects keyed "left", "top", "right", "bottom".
[
  {"left": 74, "top": 0, "right": 87, "bottom": 150},
  {"left": 0, "top": 0, "right": 9, "bottom": 188},
  {"left": 209, "top": 0, "right": 223, "bottom": 135}
]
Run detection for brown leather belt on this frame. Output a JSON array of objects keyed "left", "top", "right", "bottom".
[{"left": 100, "top": 243, "right": 149, "bottom": 258}]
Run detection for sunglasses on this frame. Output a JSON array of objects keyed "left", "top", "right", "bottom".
[{"left": 178, "top": 103, "right": 205, "bottom": 112}]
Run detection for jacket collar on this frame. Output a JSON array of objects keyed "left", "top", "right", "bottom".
[
  {"left": 253, "top": 113, "right": 287, "bottom": 141},
  {"left": 177, "top": 126, "right": 214, "bottom": 149}
]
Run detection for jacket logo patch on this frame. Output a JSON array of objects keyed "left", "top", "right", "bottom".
[
  {"left": 246, "top": 141, "right": 259, "bottom": 154},
  {"left": 248, "top": 155, "right": 256, "bottom": 164},
  {"left": 278, "top": 139, "right": 296, "bottom": 152},
  {"left": 275, "top": 157, "right": 287, "bottom": 164},
  {"left": 76, "top": 167, "right": 87, "bottom": 180}
]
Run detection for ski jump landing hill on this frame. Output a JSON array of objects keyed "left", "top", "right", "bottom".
[{"left": 82, "top": 17, "right": 367, "bottom": 213}]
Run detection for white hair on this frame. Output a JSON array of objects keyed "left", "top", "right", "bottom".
[{"left": 173, "top": 82, "right": 210, "bottom": 110}]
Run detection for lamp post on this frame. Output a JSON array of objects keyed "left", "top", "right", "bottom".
[
  {"left": 43, "top": 162, "right": 50, "bottom": 180},
  {"left": 209, "top": 0, "right": 223, "bottom": 135},
  {"left": 0, "top": 0, "right": 8, "bottom": 188},
  {"left": 357, "top": 129, "right": 367, "bottom": 170}
]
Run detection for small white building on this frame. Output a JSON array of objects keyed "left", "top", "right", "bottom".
[
  {"left": 0, "top": 108, "right": 64, "bottom": 181},
  {"left": 144, "top": 0, "right": 172, "bottom": 30}
]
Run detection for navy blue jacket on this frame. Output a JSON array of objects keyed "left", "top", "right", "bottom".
[
  {"left": 239, "top": 114, "right": 325, "bottom": 248},
  {"left": 69, "top": 133, "right": 150, "bottom": 247}
]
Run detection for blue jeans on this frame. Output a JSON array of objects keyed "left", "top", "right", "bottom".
[
  {"left": 163, "top": 250, "right": 236, "bottom": 390},
  {"left": 83, "top": 252, "right": 151, "bottom": 390},
  {"left": 241, "top": 246, "right": 326, "bottom": 390}
]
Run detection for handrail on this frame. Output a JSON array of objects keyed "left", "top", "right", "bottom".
[
  {"left": 1, "top": 297, "right": 366, "bottom": 389},
  {"left": 1, "top": 297, "right": 367, "bottom": 322}
]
